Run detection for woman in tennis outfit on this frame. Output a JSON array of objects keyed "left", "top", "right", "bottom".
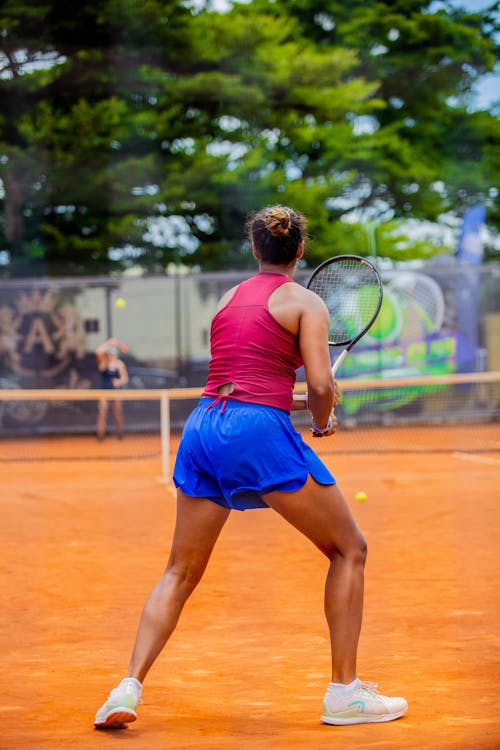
[
  {"left": 94, "top": 206, "right": 407, "bottom": 728},
  {"left": 95, "top": 338, "right": 129, "bottom": 441}
]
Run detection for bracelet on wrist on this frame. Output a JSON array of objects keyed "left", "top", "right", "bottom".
[{"left": 311, "top": 415, "right": 333, "bottom": 434}]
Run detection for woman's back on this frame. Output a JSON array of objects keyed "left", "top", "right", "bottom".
[{"left": 203, "top": 272, "right": 303, "bottom": 411}]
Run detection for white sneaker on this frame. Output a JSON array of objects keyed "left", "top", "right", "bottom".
[
  {"left": 321, "top": 679, "right": 408, "bottom": 725},
  {"left": 94, "top": 678, "right": 143, "bottom": 729}
]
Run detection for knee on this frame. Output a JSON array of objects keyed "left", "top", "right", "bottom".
[
  {"left": 356, "top": 533, "right": 368, "bottom": 566},
  {"left": 329, "top": 531, "right": 367, "bottom": 566},
  {"left": 164, "top": 557, "right": 205, "bottom": 595}
]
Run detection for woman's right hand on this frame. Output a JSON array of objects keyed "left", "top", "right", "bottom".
[{"left": 311, "top": 411, "right": 337, "bottom": 438}]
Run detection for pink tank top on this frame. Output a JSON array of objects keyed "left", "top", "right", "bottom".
[{"left": 203, "top": 272, "right": 303, "bottom": 411}]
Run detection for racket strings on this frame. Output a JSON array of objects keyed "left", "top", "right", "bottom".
[{"left": 308, "top": 260, "right": 381, "bottom": 345}]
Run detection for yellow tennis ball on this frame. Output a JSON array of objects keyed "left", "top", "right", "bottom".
[
  {"left": 355, "top": 491, "right": 367, "bottom": 503},
  {"left": 115, "top": 297, "right": 126, "bottom": 308}
]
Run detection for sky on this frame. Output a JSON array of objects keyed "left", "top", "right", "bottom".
[{"left": 450, "top": 0, "right": 500, "bottom": 109}]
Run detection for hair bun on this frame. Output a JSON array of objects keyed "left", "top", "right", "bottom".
[{"left": 264, "top": 206, "right": 291, "bottom": 237}]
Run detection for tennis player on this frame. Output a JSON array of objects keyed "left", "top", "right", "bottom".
[
  {"left": 95, "top": 337, "right": 129, "bottom": 441},
  {"left": 94, "top": 206, "right": 407, "bottom": 728}
]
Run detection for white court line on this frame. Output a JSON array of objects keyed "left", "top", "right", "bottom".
[{"left": 452, "top": 452, "right": 500, "bottom": 467}]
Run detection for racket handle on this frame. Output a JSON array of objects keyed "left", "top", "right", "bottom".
[{"left": 331, "top": 349, "right": 348, "bottom": 378}]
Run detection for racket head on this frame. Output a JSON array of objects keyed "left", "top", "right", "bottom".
[
  {"left": 306, "top": 255, "right": 383, "bottom": 347},
  {"left": 389, "top": 271, "right": 445, "bottom": 334}
]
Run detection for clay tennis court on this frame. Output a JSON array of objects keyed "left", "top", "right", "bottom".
[{"left": 1, "top": 424, "right": 499, "bottom": 750}]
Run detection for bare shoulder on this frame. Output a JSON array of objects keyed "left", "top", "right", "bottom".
[
  {"left": 269, "top": 280, "right": 329, "bottom": 335},
  {"left": 215, "top": 283, "right": 240, "bottom": 313},
  {"left": 285, "top": 282, "right": 329, "bottom": 316},
  {"left": 270, "top": 280, "right": 330, "bottom": 316}
]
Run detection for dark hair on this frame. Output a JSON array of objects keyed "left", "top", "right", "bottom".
[{"left": 246, "top": 205, "right": 307, "bottom": 264}]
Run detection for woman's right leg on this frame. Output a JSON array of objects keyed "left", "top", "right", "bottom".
[
  {"left": 264, "top": 477, "right": 367, "bottom": 684},
  {"left": 264, "top": 477, "right": 407, "bottom": 724},
  {"left": 126, "top": 490, "right": 230, "bottom": 684}
]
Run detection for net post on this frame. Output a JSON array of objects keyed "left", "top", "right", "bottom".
[{"left": 160, "top": 390, "right": 171, "bottom": 484}]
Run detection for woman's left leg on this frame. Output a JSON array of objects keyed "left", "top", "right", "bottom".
[
  {"left": 126, "top": 490, "right": 231, "bottom": 684},
  {"left": 96, "top": 399, "right": 108, "bottom": 440},
  {"left": 111, "top": 400, "right": 124, "bottom": 437}
]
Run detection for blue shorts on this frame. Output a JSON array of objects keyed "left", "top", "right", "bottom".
[{"left": 173, "top": 397, "right": 335, "bottom": 511}]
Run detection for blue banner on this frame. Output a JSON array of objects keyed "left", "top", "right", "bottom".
[
  {"left": 456, "top": 205, "right": 485, "bottom": 264},
  {"left": 455, "top": 205, "right": 485, "bottom": 371}
]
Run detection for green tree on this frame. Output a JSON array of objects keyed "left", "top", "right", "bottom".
[
  {"left": 157, "top": 6, "right": 383, "bottom": 268},
  {"left": 252, "top": 0, "right": 499, "bottom": 258},
  {"left": 0, "top": 0, "right": 197, "bottom": 275},
  {"left": 0, "top": 0, "right": 498, "bottom": 275}
]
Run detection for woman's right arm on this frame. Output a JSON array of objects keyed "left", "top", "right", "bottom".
[{"left": 298, "top": 291, "right": 336, "bottom": 435}]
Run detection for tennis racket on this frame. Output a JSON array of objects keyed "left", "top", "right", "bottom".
[{"left": 306, "top": 255, "right": 383, "bottom": 377}]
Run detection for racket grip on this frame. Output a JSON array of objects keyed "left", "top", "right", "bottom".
[
  {"left": 330, "top": 350, "right": 347, "bottom": 419},
  {"left": 331, "top": 349, "right": 348, "bottom": 378}
]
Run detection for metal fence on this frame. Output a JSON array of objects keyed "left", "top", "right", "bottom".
[{"left": 0, "top": 259, "right": 499, "bottom": 434}]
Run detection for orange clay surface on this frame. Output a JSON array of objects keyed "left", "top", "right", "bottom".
[{"left": 1, "top": 426, "right": 499, "bottom": 750}]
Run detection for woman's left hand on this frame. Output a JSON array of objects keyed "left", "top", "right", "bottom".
[{"left": 333, "top": 380, "right": 340, "bottom": 408}]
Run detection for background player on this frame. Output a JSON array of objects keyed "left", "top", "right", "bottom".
[{"left": 95, "top": 337, "right": 129, "bottom": 440}]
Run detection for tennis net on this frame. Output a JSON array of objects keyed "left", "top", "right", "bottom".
[
  {"left": 294, "top": 371, "right": 499, "bottom": 454},
  {"left": 0, "top": 372, "right": 498, "bottom": 470}
]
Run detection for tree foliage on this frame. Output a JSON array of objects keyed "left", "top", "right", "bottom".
[{"left": 0, "top": 0, "right": 498, "bottom": 276}]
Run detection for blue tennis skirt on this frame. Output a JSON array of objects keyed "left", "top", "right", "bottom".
[{"left": 173, "top": 397, "right": 335, "bottom": 511}]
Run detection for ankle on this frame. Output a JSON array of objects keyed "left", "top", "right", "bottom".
[
  {"left": 122, "top": 677, "right": 143, "bottom": 691},
  {"left": 328, "top": 677, "right": 360, "bottom": 694},
  {"left": 330, "top": 671, "right": 358, "bottom": 685}
]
